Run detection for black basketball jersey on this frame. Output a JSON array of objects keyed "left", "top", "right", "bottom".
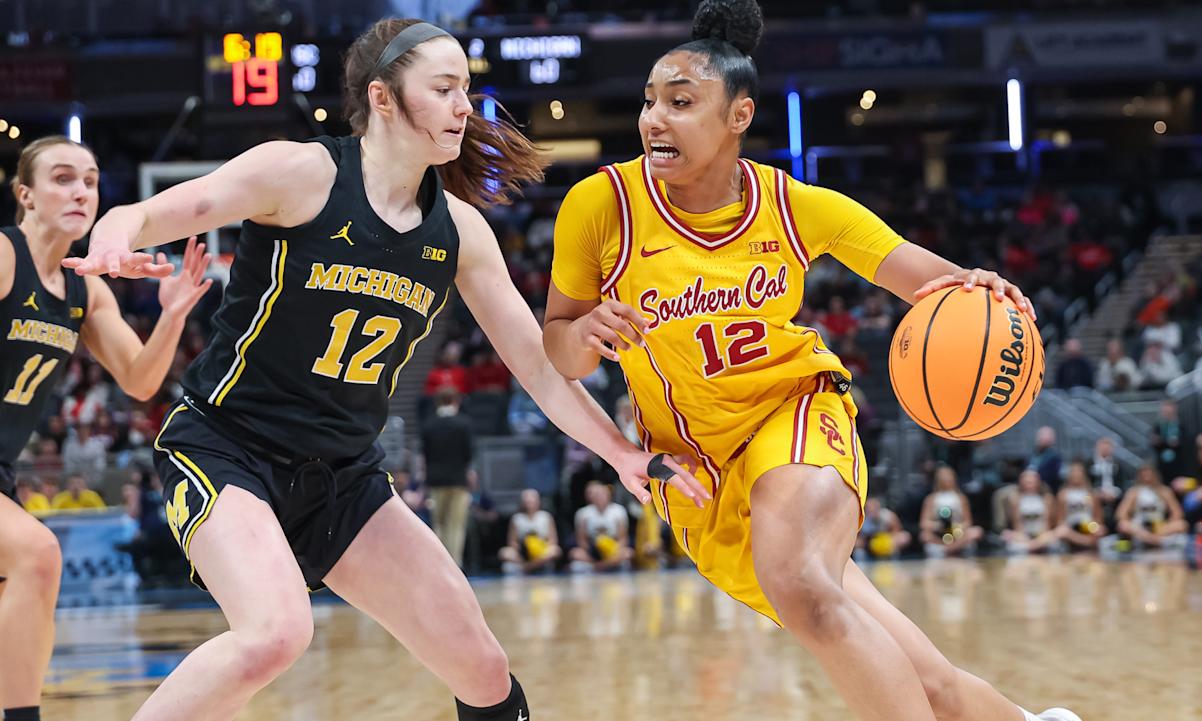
[
  {"left": 183, "top": 136, "right": 459, "bottom": 460},
  {"left": 0, "top": 226, "right": 89, "bottom": 465}
]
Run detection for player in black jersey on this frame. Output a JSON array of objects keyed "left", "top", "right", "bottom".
[
  {"left": 0, "top": 136, "right": 210, "bottom": 721},
  {"left": 67, "top": 19, "right": 710, "bottom": 721}
]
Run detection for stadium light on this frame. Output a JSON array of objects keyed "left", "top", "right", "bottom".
[
  {"left": 68, "top": 115, "right": 82, "bottom": 143},
  {"left": 787, "top": 90, "right": 803, "bottom": 179},
  {"left": 483, "top": 96, "right": 497, "bottom": 123},
  {"left": 1006, "top": 78, "right": 1023, "bottom": 152}
]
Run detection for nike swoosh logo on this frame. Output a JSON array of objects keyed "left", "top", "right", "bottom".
[{"left": 640, "top": 245, "right": 673, "bottom": 258}]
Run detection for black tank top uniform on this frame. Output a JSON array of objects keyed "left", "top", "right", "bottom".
[
  {"left": 154, "top": 136, "right": 460, "bottom": 589},
  {"left": 0, "top": 226, "right": 89, "bottom": 497}
]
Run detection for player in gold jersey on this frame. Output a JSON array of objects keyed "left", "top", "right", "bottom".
[{"left": 545, "top": 2, "right": 1082, "bottom": 721}]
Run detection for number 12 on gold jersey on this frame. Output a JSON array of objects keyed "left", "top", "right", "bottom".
[{"left": 694, "top": 320, "right": 768, "bottom": 378}]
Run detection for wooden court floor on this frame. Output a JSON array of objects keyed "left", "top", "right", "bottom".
[{"left": 43, "top": 556, "right": 1202, "bottom": 720}]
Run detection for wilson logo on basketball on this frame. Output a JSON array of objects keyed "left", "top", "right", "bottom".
[
  {"left": 983, "top": 307, "right": 1026, "bottom": 407},
  {"left": 818, "top": 413, "right": 846, "bottom": 455}
]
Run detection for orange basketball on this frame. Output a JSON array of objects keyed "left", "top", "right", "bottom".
[{"left": 888, "top": 285, "right": 1044, "bottom": 440}]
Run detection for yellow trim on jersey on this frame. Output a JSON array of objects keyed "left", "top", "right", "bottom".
[
  {"left": 172, "top": 449, "right": 219, "bottom": 555},
  {"left": 154, "top": 403, "right": 189, "bottom": 451},
  {"left": 211, "top": 239, "right": 289, "bottom": 406},
  {"left": 388, "top": 292, "right": 449, "bottom": 397}
]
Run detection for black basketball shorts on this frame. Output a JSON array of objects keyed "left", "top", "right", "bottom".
[
  {"left": 0, "top": 461, "right": 15, "bottom": 501},
  {"left": 153, "top": 403, "right": 396, "bottom": 591}
]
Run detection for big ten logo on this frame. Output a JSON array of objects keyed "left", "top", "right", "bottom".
[
  {"left": 818, "top": 412, "right": 846, "bottom": 455},
  {"left": 748, "top": 240, "right": 780, "bottom": 255},
  {"left": 422, "top": 246, "right": 447, "bottom": 262}
]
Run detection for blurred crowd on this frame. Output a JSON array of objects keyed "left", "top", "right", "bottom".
[
  {"left": 7, "top": 176, "right": 1201, "bottom": 584},
  {"left": 858, "top": 419, "right": 1202, "bottom": 563}
]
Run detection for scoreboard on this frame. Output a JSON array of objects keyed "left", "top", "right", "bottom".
[
  {"left": 465, "top": 34, "right": 586, "bottom": 87},
  {"left": 201, "top": 30, "right": 588, "bottom": 110},
  {"left": 203, "top": 31, "right": 290, "bottom": 108}
]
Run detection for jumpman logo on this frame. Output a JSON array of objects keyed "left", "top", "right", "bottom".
[
  {"left": 516, "top": 713, "right": 527, "bottom": 721},
  {"left": 331, "top": 220, "right": 354, "bottom": 246},
  {"left": 23, "top": 291, "right": 38, "bottom": 312}
]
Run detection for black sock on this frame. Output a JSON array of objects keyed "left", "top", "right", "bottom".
[
  {"left": 4, "top": 707, "right": 41, "bottom": 721},
  {"left": 456, "top": 674, "right": 529, "bottom": 721}
]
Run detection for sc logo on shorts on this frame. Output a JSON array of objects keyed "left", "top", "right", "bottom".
[
  {"left": 818, "top": 413, "right": 846, "bottom": 456},
  {"left": 422, "top": 246, "right": 447, "bottom": 262}
]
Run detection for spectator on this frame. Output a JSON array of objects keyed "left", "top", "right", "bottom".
[
  {"left": 919, "top": 466, "right": 983, "bottom": 557},
  {"left": 1169, "top": 433, "right": 1202, "bottom": 499},
  {"left": 855, "top": 496, "right": 911, "bottom": 560},
  {"left": 1029, "top": 426, "right": 1063, "bottom": 492},
  {"left": 30, "top": 438, "right": 64, "bottom": 484},
  {"left": 838, "top": 336, "right": 870, "bottom": 379},
  {"left": 464, "top": 470, "right": 503, "bottom": 575},
  {"left": 1067, "top": 233, "right": 1114, "bottom": 296},
  {"left": 37, "top": 478, "right": 61, "bottom": 506},
  {"left": 115, "top": 467, "right": 181, "bottom": 585},
  {"left": 499, "top": 489, "right": 562, "bottom": 575},
  {"left": 51, "top": 473, "right": 106, "bottom": 510},
  {"left": 420, "top": 387, "right": 474, "bottom": 567},
  {"left": 614, "top": 395, "right": 639, "bottom": 445},
  {"left": 853, "top": 290, "right": 894, "bottom": 335},
  {"left": 40, "top": 414, "right": 69, "bottom": 452},
  {"left": 466, "top": 347, "right": 511, "bottom": 394},
  {"left": 1002, "top": 470, "right": 1059, "bottom": 554},
  {"left": 1112, "top": 465, "right": 1188, "bottom": 549},
  {"left": 1095, "top": 338, "right": 1141, "bottom": 391},
  {"left": 1151, "top": 399, "right": 1183, "bottom": 481},
  {"left": 61, "top": 362, "right": 110, "bottom": 426},
  {"left": 507, "top": 377, "right": 560, "bottom": 495},
  {"left": 1134, "top": 281, "right": 1176, "bottom": 328},
  {"left": 793, "top": 304, "right": 830, "bottom": 341},
  {"left": 61, "top": 425, "right": 108, "bottom": 478},
  {"left": 423, "top": 341, "right": 470, "bottom": 396},
  {"left": 569, "top": 481, "right": 633, "bottom": 572},
  {"left": 1088, "top": 436, "right": 1127, "bottom": 517},
  {"left": 1054, "top": 338, "right": 1093, "bottom": 389},
  {"left": 819, "top": 295, "right": 858, "bottom": 340},
  {"left": 1141, "top": 310, "right": 1182, "bottom": 353},
  {"left": 393, "top": 469, "right": 432, "bottom": 527},
  {"left": 15, "top": 477, "right": 51, "bottom": 514},
  {"left": 1139, "top": 341, "right": 1184, "bottom": 389},
  {"left": 1055, "top": 461, "right": 1107, "bottom": 550}
]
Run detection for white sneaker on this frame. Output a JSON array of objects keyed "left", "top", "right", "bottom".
[{"left": 1038, "top": 708, "right": 1083, "bottom": 721}]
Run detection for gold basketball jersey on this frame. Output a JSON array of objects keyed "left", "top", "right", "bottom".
[
  {"left": 606, "top": 157, "right": 858, "bottom": 499},
  {"left": 552, "top": 156, "right": 905, "bottom": 526}
]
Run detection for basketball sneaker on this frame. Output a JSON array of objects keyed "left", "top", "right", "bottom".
[{"left": 1037, "top": 708, "right": 1083, "bottom": 721}]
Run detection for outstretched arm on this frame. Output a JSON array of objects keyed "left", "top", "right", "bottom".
[
  {"left": 79, "top": 237, "right": 212, "bottom": 400},
  {"left": 64, "top": 141, "right": 330, "bottom": 279},
  {"left": 872, "top": 243, "right": 1036, "bottom": 321},
  {"left": 449, "top": 196, "right": 709, "bottom": 508},
  {"left": 781, "top": 181, "right": 1037, "bottom": 321}
]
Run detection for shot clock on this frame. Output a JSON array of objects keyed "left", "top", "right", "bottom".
[{"left": 204, "top": 32, "right": 288, "bottom": 108}]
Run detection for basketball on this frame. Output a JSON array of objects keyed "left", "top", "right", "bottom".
[{"left": 889, "top": 286, "right": 1045, "bottom": 441}]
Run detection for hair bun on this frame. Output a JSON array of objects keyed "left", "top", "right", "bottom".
[{"left": 691, "top": 0, "right": 763, "bottom": 56}]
